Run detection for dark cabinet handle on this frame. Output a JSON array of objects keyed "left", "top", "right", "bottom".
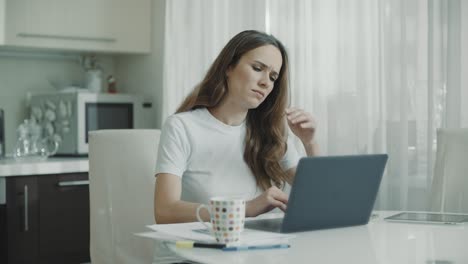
[
  {"left": 24, "top": 185, "right": 29, "bottom": 232},
  {"left": 57, "top": 180, "right": 89, "bottom": 187}
]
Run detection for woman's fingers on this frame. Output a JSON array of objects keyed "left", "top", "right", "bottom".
[
  {"left": 286, "top": 109, "right": 315, "bottom": 126},
  {"left": 289, "top": 114, "right": 310, "bottom": 125},
  {"left": 286, "top": 107, "right": 317, "bottom": 144},
  {"left": 270, "top": 187, "right": 288, "bottom": 204},
  {"left": 247, "top": 187, "right": 289, "bottom": 217},
  {"left": 268, "top": 199, "right": 287, "bottom": 211},
  {"left": 299, "top": 121, "right": 315, "bottom": 128},
  {"left": 266, "top": 187, "right": 288, "bottom": 211},
  {"left": 285, "top": 108, "right": 302, "bottom": 120}
]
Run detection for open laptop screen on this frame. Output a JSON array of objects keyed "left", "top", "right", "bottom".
[{"left": 246, "top": 154, "right": 388, "bottom": 233}]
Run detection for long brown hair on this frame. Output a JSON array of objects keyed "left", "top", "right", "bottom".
[{"left": 176, "top": 30, "right": 290, "bottom": 190}]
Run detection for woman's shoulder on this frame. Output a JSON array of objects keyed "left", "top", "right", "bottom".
[{"left": 163, "top": 108, "right": 207, "bottom": 128}]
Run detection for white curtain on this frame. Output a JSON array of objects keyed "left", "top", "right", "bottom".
[
  {"left": 162, "top": 0, "right": 467, "bottom": 210},
  {"left": 162, "top": 0, "right": 265, "bottom": 118},
  {"left": 267, "top": 0, "right": 467, "bottom": 210}
]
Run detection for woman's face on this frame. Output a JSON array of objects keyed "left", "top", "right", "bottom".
[{"left": 225, "top": 44, "right": 283, "bottom": 110}]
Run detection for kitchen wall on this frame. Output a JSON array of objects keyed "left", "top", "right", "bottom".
[
  {"left": 0, "top": 52, "right": 115, "bottom": 154},
  {"left": 0, "top": 0, "right": 166, "bottom": 154},
  {"left": 115, "top": 0, "right": 166, "bottom": 130}
]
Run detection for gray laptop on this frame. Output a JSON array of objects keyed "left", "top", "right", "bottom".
[{"left": 245, "top": 154, "right": 388, "bottom": 233}]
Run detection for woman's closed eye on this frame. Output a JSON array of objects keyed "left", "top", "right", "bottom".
[
  {"left": 252, "top": 65, "right": 262, "bottom": 72},
  {"left": 252, "top": 65, "right": 277, "bottom": 82}
]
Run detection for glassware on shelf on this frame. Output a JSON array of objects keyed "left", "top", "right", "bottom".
[{"left": 13, "top": 119, "right": 59, "bottom": 162}]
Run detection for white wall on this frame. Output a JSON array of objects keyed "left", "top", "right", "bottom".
[
  {"left": 0, "top": 52, "right": 115, "bottom": 154},
  {"left": 115, "top": 0, "right": 166, "bottom": 129}
]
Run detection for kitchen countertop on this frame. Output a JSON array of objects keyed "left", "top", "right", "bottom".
[
  {"left": 0, "top": 157, "right": 89, "bottom": 204},
  {"left": 0, "top": 157, "right": 89, "bottom": 177}
]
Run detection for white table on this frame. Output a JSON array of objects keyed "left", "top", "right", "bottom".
[{"left": 167, "top": 211, "right": 468, "bottom": 264}]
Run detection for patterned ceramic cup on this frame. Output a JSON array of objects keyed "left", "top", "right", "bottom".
[{"left": 196, "top": 197, "right": 246, "bottom": 244}]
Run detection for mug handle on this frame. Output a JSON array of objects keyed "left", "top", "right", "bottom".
[{"left": 196, "top": 204, "right": 212, "bottom": 231}]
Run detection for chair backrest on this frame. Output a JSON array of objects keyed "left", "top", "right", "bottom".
[
  {"left": 89, "top": 129, "right": 161, "bottom": 264},
  {"left": 429, "top": 128, "right": 468, "bottom": 213}
]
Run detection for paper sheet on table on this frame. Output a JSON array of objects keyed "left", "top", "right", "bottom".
[
  {"left": 135, "top": 231, "right": 180, "bottom": 241},
  {"left": 145, "top": 222, "right": 295, "bottom": 245}
]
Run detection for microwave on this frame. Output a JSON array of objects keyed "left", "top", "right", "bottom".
[{"left": 29, "top": 91, "right": 144, "bottom": 155}]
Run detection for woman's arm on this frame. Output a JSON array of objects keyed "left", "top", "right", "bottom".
[
  {"left": 284, "top": 141, "right": 319, "bottom": 184},
  {"left": 302, "top": 140, "right": 319, "bottom": 157},
  {"left": 284, "top": 107, "right": 319, "bottom": 184},
  {"left": 154, "top": 173, "right": 210, "bottom": 224},
  {"left": 154, "top": 173, "right": 290, "bottom": 223}
]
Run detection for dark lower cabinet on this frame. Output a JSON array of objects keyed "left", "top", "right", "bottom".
[
  {"left": 5, "top": 176, "right": 39, "bottom": 264},
  {"left": 1, "top": 173, "right": 90, "bottom": 264},
  {"left": 0, "top": 204, "right": 7, "bottom": 261}
]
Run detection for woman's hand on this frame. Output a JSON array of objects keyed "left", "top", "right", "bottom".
[
  {"left": 285, "top": 107, "right": 317, "bottom": 145},
  {"left": 286, "top": 107, "right": 319, "bottom": 156},
  {"left": 246, "top": 186, "right": 288, "bottom": 217}
]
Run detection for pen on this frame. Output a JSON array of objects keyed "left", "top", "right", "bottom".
[
  {"left": 222, "top": 244, "right": 290, "bottom": 251},
  {"left": 175, "top": 240, "right": 226, "bottom": 249}
]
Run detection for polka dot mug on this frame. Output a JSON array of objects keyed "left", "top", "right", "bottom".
[{"left": 196, "top": 197, "right": 246, "bottom": 244}]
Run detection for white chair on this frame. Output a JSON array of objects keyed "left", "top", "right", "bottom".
[
  {"left": 89, "top": 129, "right": 161, "bottom": 264},
  {"left": 429, "top": 128, "right": 468, "bottom": 213}
]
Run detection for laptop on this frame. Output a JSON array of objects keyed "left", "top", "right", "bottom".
[{"left": 245, "top": 154, "right": 388, "bottom": 233}]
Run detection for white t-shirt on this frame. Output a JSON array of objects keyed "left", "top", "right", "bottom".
[
  {"left": 153, "top": 108, "right": 300, "bottom": 263},
  {"left": 155, "top": 107, "right": 300, "bottom": 204}
]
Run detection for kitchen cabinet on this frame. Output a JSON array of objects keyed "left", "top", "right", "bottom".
[
  {"left": 3, "top": 176, "right": 39, "bottom": 263},
  {"left": 1, "top": 0, "right": 151, "bottom": 53},
  {"left": 0, "top": 173, "right": 90, "bottom": 264}
]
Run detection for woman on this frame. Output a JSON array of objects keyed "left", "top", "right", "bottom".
[{"left": 154, "top": 30, "right": 318, "bottom": 225}]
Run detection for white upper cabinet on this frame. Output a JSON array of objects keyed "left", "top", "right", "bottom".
[{"left": 0, "top": 0, "right": 151, "bottom": 53}]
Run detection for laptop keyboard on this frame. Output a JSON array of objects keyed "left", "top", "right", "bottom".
[{"left": 244, "top": 218, "right": 284, "bottom": 232}]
